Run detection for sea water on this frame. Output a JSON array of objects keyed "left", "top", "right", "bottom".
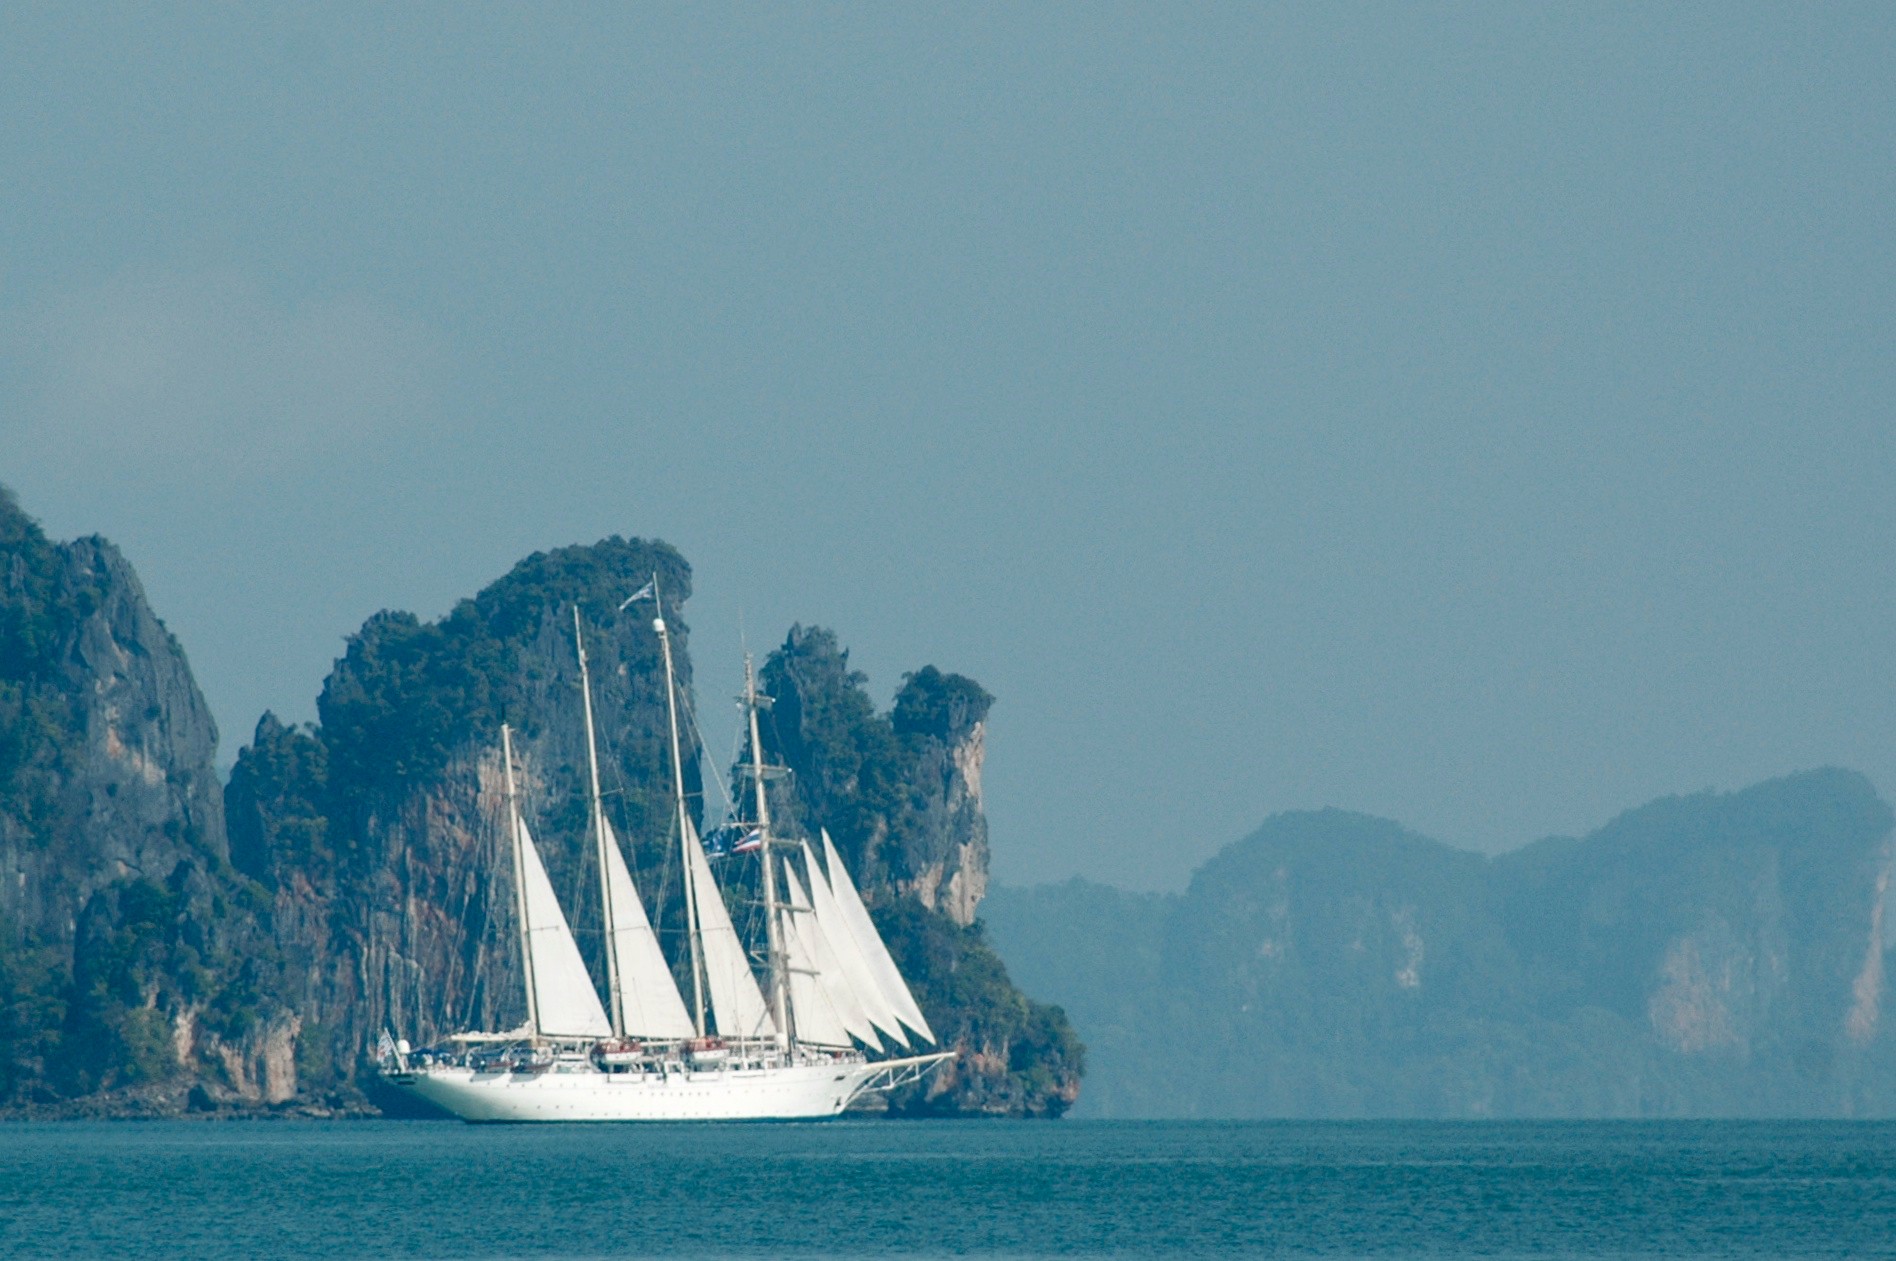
[{"left": 1, "top": 1120, "right": 1891, "bottom": 1258}]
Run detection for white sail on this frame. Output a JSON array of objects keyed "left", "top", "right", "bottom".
[
  {"left": 516, "top": 812, "right": 612, "bottom": 1039},
  {"left": 801, "top": 841, "right": 905, "bottom": 1048},
  {"left": 683, "top": 816, "right": 776, "bottom": 1040},
  {"left": 778, "top": 864, "right": 854, "bottom": 1048},
  {"left": 602, "top": 818, "right": 695, "bottom": 1041},
  {"left": 821, "top": 829, "right": 935, "bottom": 1044},
  {"left": 788, "top": 845, "right": 882, "bottom": 1051}
]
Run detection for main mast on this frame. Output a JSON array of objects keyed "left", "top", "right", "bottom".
[
  {"left": 651, "top": 575, "right": 708, "bottom": 1037},
  {"left": 574, "top": 607, "right": 624, "bottom": 1039},
  {"left": 744, "top": 654, "right": 791, "bottom": 1051},
  {"left": 501, "top": 723, "right": 540, "bottom": 1038}
]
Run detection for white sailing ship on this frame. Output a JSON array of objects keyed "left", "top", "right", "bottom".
[{"left": 379, "top": 588, "right": 951, "bottom": 1121}]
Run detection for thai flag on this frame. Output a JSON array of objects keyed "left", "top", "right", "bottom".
[{"left": 731, "top": 828, "right": 765, "bottom": 854}]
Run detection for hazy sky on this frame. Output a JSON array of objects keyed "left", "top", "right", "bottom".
[{"left": 4, "top": 6, "right": 1893, "bottom": 890}]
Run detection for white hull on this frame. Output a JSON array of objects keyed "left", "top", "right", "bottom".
[{"left": 383, "top": 1054, "right": 946, "bottom": 1123}]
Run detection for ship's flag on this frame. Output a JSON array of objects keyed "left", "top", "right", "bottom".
[
  {"left": 617, "top": 580, "right": 657, "bottom": 611},
  {"left": 703, "top": 824, "right": 764, "bottom": 856}
]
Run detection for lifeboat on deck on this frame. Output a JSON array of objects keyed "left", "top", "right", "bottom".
[
  {"left": 685, "top": 1037, "right": 730, "bottom": 1067},
  {"left": 592, "top": 1038, "right": 644, "bottom": 1070}
]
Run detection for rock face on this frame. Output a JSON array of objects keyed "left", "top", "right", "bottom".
[
  {"left": 891, "top": 667, "right": 991, "bottom": 926},
  {"left": 0, "top": 489, "right": 294, "bottom": 1111},
  {"left": 762, "top": 634, "right": 993, "bottom": 925},
  {"left": 0, "top": 516, "right": 224, "bottom": 947},
  {"left": 987, "top": 770, "right": 1896, "bottom": 1118}
]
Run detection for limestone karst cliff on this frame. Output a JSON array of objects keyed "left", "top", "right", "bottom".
[
  {"left": 0, "top": 493, "right": 223, "bottom": 945},
  {"left": 227, "top": 552, "right": 1078, "bottom": 1116},
  {"left": 0, "top": 488, "right": 295, "bottom": 1110},
  {"left": 760, "top": 631, "right": 993, "bottom": 925}
]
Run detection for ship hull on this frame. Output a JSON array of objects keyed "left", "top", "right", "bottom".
[{"left": 383, "top": 1057, "right": 917, "bottom": 1122}]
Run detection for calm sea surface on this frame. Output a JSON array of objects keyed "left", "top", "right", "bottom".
[{"left": 1, "top": 1119, "right": 1890, "bottom": 1259}]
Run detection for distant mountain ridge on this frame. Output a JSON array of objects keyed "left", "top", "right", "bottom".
[{"left": 986, "top": 770, "right": 1896, "bottom": 1117}]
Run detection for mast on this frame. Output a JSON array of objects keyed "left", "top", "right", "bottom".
[
  {"left": 651, "top": 574, "right": 708, "bottom": 1037},
  {"left": 745, "top": 654, "right": 791, "bottom": 1051},
  {"left": 501, "top": 723, "right": 540, "bottom": 1038},
  {"left": 574, "top": 606, "right": 624, "bottom": 1039}
]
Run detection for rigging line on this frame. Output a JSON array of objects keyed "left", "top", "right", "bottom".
[
  {"left": 725, "top": 721, "right": 748, "bottom": 824},
  {"left": 530, "top": 733, "right": 599, "bottom": 950},
  {"left": 610, "top": 738, "right": 685, "bottom": 950},
  {"left": 678, "top": 682, "right": 736, "bottom": 822}
]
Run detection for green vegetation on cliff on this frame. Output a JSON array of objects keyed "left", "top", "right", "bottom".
[
  {"left": 226, "top": 537, "right": 698, "bottom": 888},
  {"left": 227, "top": 714, "right": 332, "bottom": 884},
  {"left": 315, "top": 539, "right": 696, "bottom": 829},
  {"left": 875, "top": 900, "right": 1085, "bottom": 1116}
]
